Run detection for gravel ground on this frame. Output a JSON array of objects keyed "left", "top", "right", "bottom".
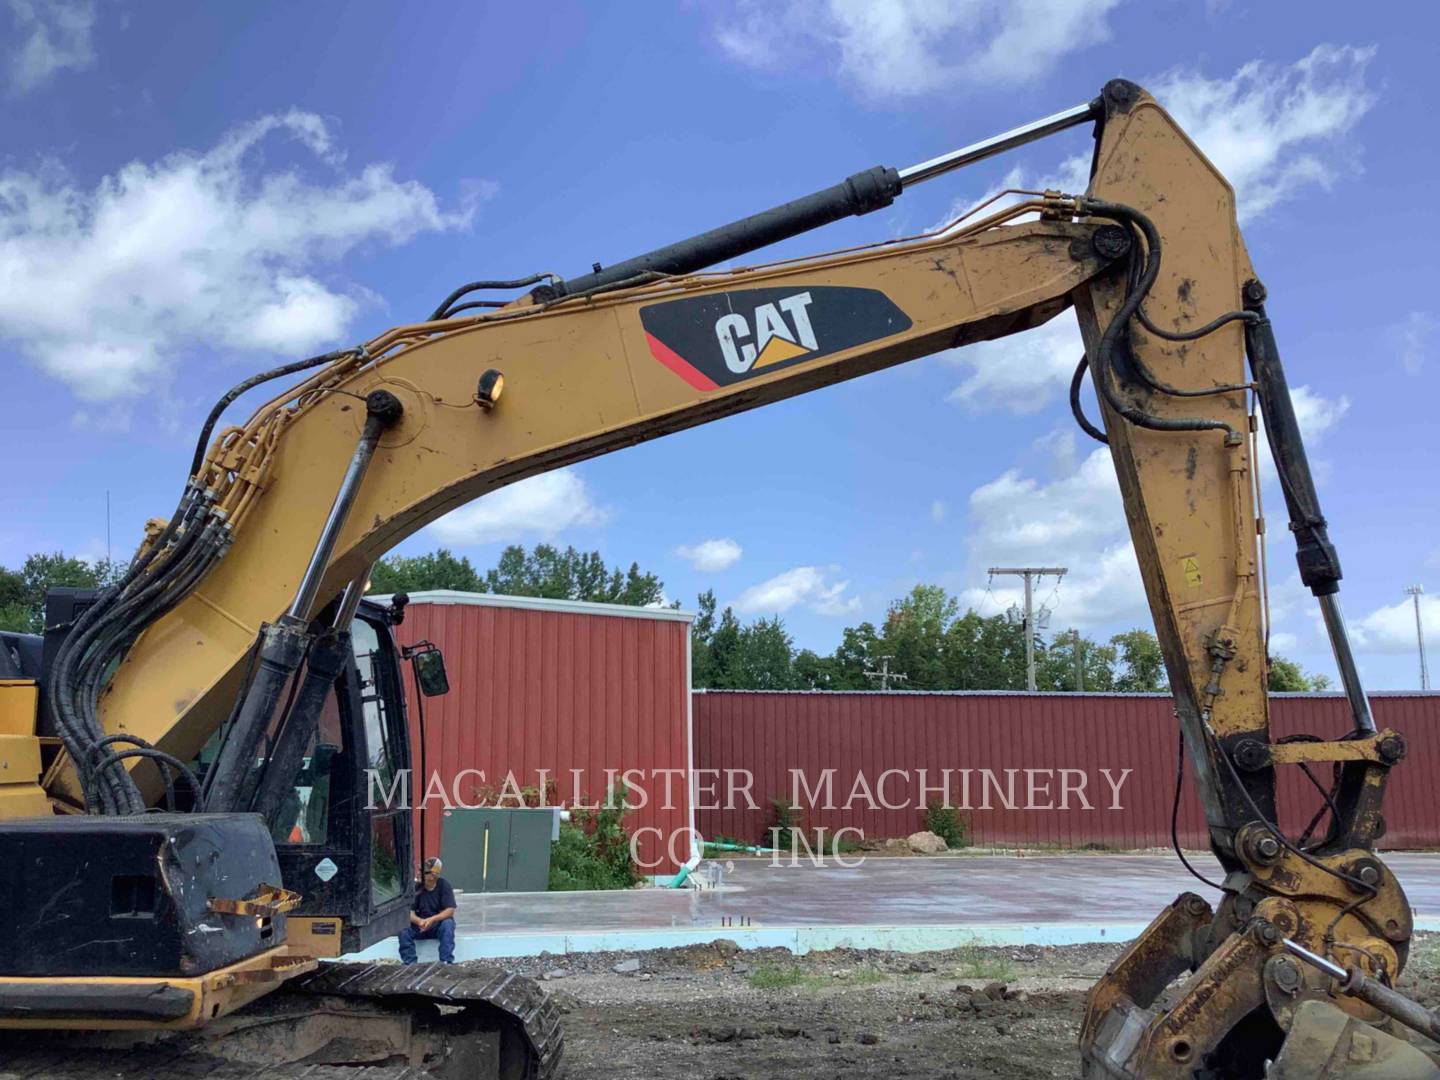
[
  {"left": 513, "top": 939, "right": 1119, "bottom": 1079},
  {"left": 5, "top": 937, "right": 1440, "bottom": 1077},
  {"left": 501, "top": 934, "right": 1440, "bottom": 1078}
]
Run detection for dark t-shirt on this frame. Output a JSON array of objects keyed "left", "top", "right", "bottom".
[{"left": 414, "top": 876, "right": 456, "bottom": 919}]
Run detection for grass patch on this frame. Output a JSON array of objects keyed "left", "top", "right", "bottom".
[
  {"left": 955, "top": 946, "right": 1014, "bottom": 982},
  {"left": 746, "top": 964, "right": 810, "bottom": 990}
]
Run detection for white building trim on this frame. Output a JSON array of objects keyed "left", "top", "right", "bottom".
[{"left": 369, "top": 589, "right": 695, "bottom": 624}]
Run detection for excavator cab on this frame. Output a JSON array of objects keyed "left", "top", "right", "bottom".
[
  {"left": 21, "top": 589, "right": 426, "bottom": 961},
  {"left": 253, "top": 597, "right": 421, "bottom": 958}
]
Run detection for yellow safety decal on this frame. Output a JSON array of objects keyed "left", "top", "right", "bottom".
[{"left": 1180, "top": 556, "right": 1202, "bottom": 588}]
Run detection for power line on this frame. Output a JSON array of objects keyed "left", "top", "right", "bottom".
[
  {"left": 1405, "top": 585, "right": 1430, "bottom": 690},
  {"left": 987, "top": 566, "right": 1067, "bottom": 691}
]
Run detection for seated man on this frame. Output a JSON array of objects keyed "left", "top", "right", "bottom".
[{"left": 397, "top": 856, "right": 458, "bottom": 964}]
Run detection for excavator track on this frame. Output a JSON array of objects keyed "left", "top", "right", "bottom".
[
  {"left": 286, "top": 960, "right": 565, "bottom": 1079},
  {"left": 0, "top": 962, "right": 563, "bottom": 1080}
]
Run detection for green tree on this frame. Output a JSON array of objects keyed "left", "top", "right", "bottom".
[
  {"left": 368, "top": 548, "right": 483, "bottom": 594},
  {"left": 793, "top": 648, "right": 837, "bottom": 689},
  {"left": 880, "top": 585, "right": 957, "bottom": 690},
  {"left": 729, "top": 617, "right": 797, "bottom": 689},
  {"left": 691, "top": 590, "right": 747, "bottom": 689},
  {"left": 1036, "top": 629, "right": 1117, "bottom": 692},
  {"left": 691, "top": 591, "right": 803, "bottom": 690},
  {"left": 0, "top": 553, "right": 121, "bottom": 634},
  {"left": 0, "top": 566, "right": 28, "bottom": 634},
  {"left": 368, "top": 544, "right": 666, "bottom": 607},
  {"left": 1111, "top": 629, "right": 1168, "bottom": 692},
  {"left": 706, "top": 605, "right": 744, "bottom": 688},
  {"left": 690, "top": 590, "right": 720, "bottom": 688},
  {"left": 942, "top": 610, "right": 1028, "bottom": 690},
  {"left": 1268, "top": 655, "right": 1332, "bottom": 692},
  {"left": 482, "top": 544, "right": 664, "bottom": 605},
  {"left": 829, "top": 621, "right": 882, "bottom": 689}
]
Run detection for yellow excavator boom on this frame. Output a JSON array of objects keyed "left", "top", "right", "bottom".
[{"left": 0, "top": 80, "right": 1424, "bottom": 1078}]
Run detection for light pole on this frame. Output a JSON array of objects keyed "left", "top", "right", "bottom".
[{"left": 1405, "top": 585, "right": 1430, "bottom": 690}]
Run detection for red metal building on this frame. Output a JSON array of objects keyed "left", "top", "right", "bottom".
[
  {"left": 693, "top": 690, "right": 1440, "bottom": 850},
  {"left": 389, "top": 591, "right": 696, "bottom": 875}
]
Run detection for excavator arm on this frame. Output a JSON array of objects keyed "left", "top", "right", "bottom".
[{"left": 5, "top": 80, "right": 1427, "bottom": 1077}]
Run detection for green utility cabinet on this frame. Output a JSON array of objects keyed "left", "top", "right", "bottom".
[{"left": 437, "top": 808, "right": 557, "bottom": 893}]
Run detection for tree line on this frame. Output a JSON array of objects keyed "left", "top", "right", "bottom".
[
  {"left": 1, "top": 545, "right": 1330, "bottom": 692},
  {"left": 0, "top": 553, "right": 124, "bottom": 634},
  {"left": 689, "top": 584, "right": 1183, "bottom": 692}
]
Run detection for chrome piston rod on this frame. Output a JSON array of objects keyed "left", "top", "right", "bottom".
[
  {"left": 898, "top": 101, "right": 1097, "bottom": 188},
  {"left": 551, "top": 98, "right": 1099, "bottom": 299},
  {"left": 1284, "top": 938, "right": 1440, "bottom": 1043},
  {"left": 1319, "top": 593, "right": 1376, "bottom": 734}
]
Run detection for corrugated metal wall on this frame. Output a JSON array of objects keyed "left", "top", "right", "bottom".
[
  {"left": 693, "top": 691, "right": 1440, "bottom": 850},
  {"left": 394, "top": 595, "right": 694, "bottom": 874}
]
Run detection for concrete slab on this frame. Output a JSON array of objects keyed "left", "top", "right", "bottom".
[{"left": 346, "top": 852, "right": 1440, "bottom": 962}]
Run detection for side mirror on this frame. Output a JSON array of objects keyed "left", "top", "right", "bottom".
[{"left": 409, "top": 645, "right": 450, "bottom": 697}]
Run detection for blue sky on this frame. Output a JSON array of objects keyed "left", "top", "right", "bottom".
[{"left": 1, "top": 1, "right": 1436, "bottom": 688}]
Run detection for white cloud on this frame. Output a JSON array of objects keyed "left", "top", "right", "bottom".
[
  {"left": 1353, "top": 592, "right": 1438, "bottom": 658},
  {"left": 733, "top": 566, "right": 861, "bottom": 617},
  {"left": 1287, "top": 384, "right": 1350, "bottom": 442},
  {"left": 957, "top": 441, "right": 1148, "bottom": 628},
  {"left": 0, "top": 110, "right": 482, "bottom": 400},
  {"left": 675, "top": 537, "right": 743, "bottom": 572},
  {"left": 1150, "top": 45, "right": 1377, "bottom": 221},
  {"left": 6, "top": 0, "right": 95, "bottom": 94},
  {"left": 945, "top": 312, "right": 1082, "bottom": 414},
  {"left": 1269, "top": 631, "right": 1299, "bottom": 656},
  {"left": 947, "top": 424, "right": 1360, "bottom": 634},
  {"left": 950, "top": 385, "right": 1357, "bottom": 645},
  {"left": 930, "top": 500, "right": 946, "bottom": 523},
  {"left": 714, "top": 0, "right": 1121, "bottom": 100},
  {"left": 429, "top": 470, "right": 605, "bottom": 546},
  {"left": 1253, "top": 384, "right": 1349, "bottom": 488},
  {"left": 935, "top": 46, "right": 1376, "bottom": 413},
  {"left": 1394, "top": 312, "right": 1434, "bottom": 376}
]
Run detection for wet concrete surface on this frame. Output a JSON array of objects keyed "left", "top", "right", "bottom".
[{"left": 452, "top": 851, "right": 1440, "bottom": 935}]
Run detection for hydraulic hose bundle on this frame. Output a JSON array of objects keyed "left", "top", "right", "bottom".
[
  {"left": 46, "top": 483, "right": 222, "bottom": 814},
  {"left": 47, "top": 345, "right": 373, "bottom": 815},
  {"left": 1070, "top": 197, "right": 1258, "bottom": 445}
]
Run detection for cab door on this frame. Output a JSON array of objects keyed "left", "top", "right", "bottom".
[{"left": 267, "top": 605, "right": 414, "bottom": 955}]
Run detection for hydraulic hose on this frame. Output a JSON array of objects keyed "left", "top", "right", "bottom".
[{"left": 1079, "top": 198, "right": 1244, "bottom": 441}]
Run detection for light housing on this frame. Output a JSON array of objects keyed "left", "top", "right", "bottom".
[{"left": 475, "top": 368, "right": 504, "bottom": 410}]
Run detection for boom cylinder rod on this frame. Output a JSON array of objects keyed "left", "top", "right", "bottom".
[
  {"left": 546, "top": 100, "right": 1097, "bottom": 300},
  {"left": 897, "top": 100, "right": 1098, "bottom": 188},
  {"left": 205, "top": 393, "right": 402, "bottom": 812},
  {"left": 333, "top": 567, "right": 372, "bottom": 631},
  {"left": 287, "top": 391, "right": 404, "bottom": 622}
]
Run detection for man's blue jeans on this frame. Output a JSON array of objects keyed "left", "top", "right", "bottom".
[{"left": 398, "top": 917, "right": 456, "bottom": 964}]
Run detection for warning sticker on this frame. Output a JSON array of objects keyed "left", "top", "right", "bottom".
[
  {"left": 1180, "top": 556, "right": 1203, "bottom": 588},
  {"left": 315, "top": 857, "right": 338, "bottom": 882}
]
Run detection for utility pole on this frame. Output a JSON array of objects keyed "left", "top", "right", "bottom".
[
  {"left": 1405, "top": 585, "right": 1430, "bottom": 690},
  {"left": 989, "top": 567, "right": 1067, "bottom": 691},
  {"left": 864, "top": 655, "right": 909, "bottom": 691}
]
